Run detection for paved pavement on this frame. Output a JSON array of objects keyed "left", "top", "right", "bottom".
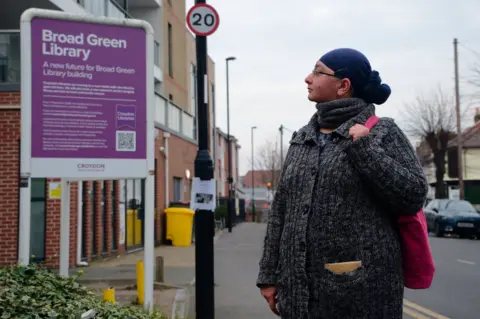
[
  {"left": 71, "top": 244, "right": 196, "bottom": 317},
  {"left": 215, "top": 223, "right": 273, "bottom": 318},
  {"left": 72, "top": 244, "right": 195, "bottom": 287},
  {"left": 214, "top": 223, "right": 478, "bottom": 319}
]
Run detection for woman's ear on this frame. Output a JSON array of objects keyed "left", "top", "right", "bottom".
[{"left": 337, "top": 78, "right": 352, "bottom": 97}]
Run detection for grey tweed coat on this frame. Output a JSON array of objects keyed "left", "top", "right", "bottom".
[{"left": 257, "top": 105, "right": 428, "bottom": 319}]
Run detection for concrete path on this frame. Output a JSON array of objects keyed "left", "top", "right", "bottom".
[
  {"left": 214, "top": 223, "right": 273, "bottom": 318},
  {"left": 72, "top": 244, "right": 195, "bottom": 287},
  {"left": 70, "top": 244, "right": 196, "bottom": 317}
]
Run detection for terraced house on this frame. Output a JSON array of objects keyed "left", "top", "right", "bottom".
[
  {"left": 0, "top": 0, "right": 217, "bottom": 267},
  {"left": 419, "top": 108, "right": 480, "bottom": 208}
]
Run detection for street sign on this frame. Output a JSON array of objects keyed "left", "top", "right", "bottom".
[
  {"left": 19, "top": 8, "right": 156, "bottom": 311},
  {"left": 186, "top": 3, "right": 220, "bottom": 37},
  {"left": 25, "top": 12, "right": 151, "bottom": 179},
  {"left": 190, "top": 1, "right": 216, "bottom": 318}
]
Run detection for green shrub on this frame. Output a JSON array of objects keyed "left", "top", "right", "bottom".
[
  {"left": 0, "top": 263, "right": 167, "bottom": 319},
  {"left": 214, "top": 204, "right": 227, "bottom": 221}
]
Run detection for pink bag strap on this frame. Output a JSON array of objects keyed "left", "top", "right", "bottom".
[{"left": 364, "top": 115, "right": 381, "bottom": 131}]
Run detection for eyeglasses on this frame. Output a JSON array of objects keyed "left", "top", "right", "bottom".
[{"left": 311, "top": 68, "right": 346, "bottom": 79}]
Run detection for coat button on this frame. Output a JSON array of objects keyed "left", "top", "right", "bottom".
[
  {"left": 300, "top": 241, "right": 306, "bottom": 251},
  {"left": 303, "top": 204, "right": 309, "bottom": 215}
]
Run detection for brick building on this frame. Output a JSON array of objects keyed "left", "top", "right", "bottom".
[
  {"left": 214, "top": 127, "right": 241, "bottom": 212},
  {"left": 0, "top": 0, "right": 218, "bottom": 267}
]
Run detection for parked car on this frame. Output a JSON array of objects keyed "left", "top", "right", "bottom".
[{"left": 424, "top": 199, "right": 480, "bottom": 238}]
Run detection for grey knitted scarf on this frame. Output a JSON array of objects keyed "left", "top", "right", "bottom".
[{"left": 316, "top": 98, "right": 370, "bottom": 129}]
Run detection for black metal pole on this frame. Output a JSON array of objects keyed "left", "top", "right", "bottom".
[
  {"left": 279, "top": 125, "right": 284, "bottom": 169},
  {"left": 251, "top": 126, "right": 256, "bottom": 221},
  {"left": 226, "top": 58, "right": 233, "bottom": 233},
  {"left": 194, "top": 0, "right": 214, "bottom": 317}
]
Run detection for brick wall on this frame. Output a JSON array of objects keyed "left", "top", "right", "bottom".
[
  {"left": 154, "top": 129, "right": 196, "bottom": 243},
  {"left": 0, "top": 92, "right": 21, "bottom": 105},
  {"left": 0, "top": 109, "right": 20, "bottom": 265}
]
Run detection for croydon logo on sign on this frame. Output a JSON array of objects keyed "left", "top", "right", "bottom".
[{"left": 77, "top": 163, "right": 106, "bottom": 172}]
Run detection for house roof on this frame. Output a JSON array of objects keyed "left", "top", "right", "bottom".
[{"left": 448, "top": 120, "right": 480, "bottom": 148}]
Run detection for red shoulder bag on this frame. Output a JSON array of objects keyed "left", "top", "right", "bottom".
[{"left": 364, "top": 116, "right": 435, "bottom": 289}]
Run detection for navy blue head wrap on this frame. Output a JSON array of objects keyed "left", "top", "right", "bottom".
[{"left": 319, "top": 48, "right": 391, "bottom": 105}]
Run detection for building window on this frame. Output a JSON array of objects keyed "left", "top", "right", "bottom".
[
  {"left": 30, "top": 178, "right": 46, "bottom": 262},
  {"left": 169, "top": 94, "right": 173, "bottom": 102},
  {"left": 111, "top": 181, "right": 117, "bottom": 251},
  {"left": 85, "top": 182, "right": 96, "bottom": 257},
  {"left": 92, "top": 182, "right": 99, "bottom": 256},
  {"left": 190, "top": 64, "right": 197, "bottom": 114},
  {"left": 125, "top": 179, "right": 143, "bottom": 249},
  {"left": 81, "top": 181, "right": 88, "bottom": 259},
  {"left": 189, "top": 64, "right": 197, "bottom": 140},
  {"left": 173, "top": 177, "right": 183, "bottom": 202},
  {"left": 101, "top": 181, "right": 107, "bottom": 253},
  {"left": 83, "top": 0, "right": 106, "bottom": 16},
  {"left": 168, "top": 23, "right": 173, "bottom": 77},
  {"left": 0, "top": 32, "right": 21, "bottom": 85},
  {"left": 111, "top": 0, "right": 127, "bottom": 10}
]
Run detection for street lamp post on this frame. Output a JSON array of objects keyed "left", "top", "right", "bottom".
[
  {"left": 226, "top": 56, "right": 236, "bottom": 233},
  {"left": 251, "top": 126, "right": 257, "bottom": 221}
]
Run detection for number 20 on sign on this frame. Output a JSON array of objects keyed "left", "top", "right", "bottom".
[{"left": 187, "top": 3, "right": 220, "bottom": 36}]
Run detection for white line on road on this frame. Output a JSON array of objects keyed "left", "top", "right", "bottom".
[
  {"left": 404, "top": 299, "right": 450, "bottom": 319},
  {"left": 403, "top": 306, "right": 430, "bottom": 319},
  {"left": 456, "top": 259, "right": 476, "bottom": 265}
]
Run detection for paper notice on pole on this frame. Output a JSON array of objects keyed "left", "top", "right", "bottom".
[{"left": 190, "top": 177, "right": 216, "bottom": 211}]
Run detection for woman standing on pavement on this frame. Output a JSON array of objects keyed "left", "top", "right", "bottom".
[{"left": 256, "top": 48, "right": 428, "bottom": 319}]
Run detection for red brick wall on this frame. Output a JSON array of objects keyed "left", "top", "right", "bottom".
[
  {"left": 154, "top": 129, "right": 196, "bottom": 243},
  {"left": 0, "top": 92, "right": 21, "bottom": 105},
  {"left": 224, "top": 139, "right": 229, "bottom": 195},
  {"left": 0, "top": 108, "right": 20, "bottom": 265}
]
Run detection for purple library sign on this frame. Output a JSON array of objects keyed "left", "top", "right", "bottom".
[{"left": 30, "top": 17, "right": 147, "bottom": 159}]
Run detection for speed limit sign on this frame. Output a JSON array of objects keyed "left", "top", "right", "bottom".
[{"left": 186, "top": 3, "right": 220, "bottom": 37}]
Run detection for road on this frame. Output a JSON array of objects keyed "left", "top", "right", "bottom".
[{"left": 214, "top": 223, "right": 480, "bottom": 318}]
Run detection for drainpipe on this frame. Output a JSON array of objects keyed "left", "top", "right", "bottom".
[
  {"left": 76, "top": 182, "right": 88, "bottom": 266},
  {"left": 163, "top": 132, "right": 170, "bottom": 207}
]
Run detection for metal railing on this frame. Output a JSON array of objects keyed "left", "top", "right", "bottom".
[
  {"left": 155, "top": 93, "right": 196, "bottom": 141},
  {"left": 107, "top": 0, "right": 131, "bottom": 18},
  {"left": 0, "top": 31, "right": 20, "bottom": 86}
]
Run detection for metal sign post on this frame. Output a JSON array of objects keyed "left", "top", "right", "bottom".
[
  {"left": 19, "top": 8, "right": 155, "bottom": 310},
  {"left": 187, "top": 2, "right": 220, "bottom": 318}
]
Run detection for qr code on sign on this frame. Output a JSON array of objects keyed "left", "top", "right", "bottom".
[{"left": 116, "top": 131, "right": 136, "bottom": 152}]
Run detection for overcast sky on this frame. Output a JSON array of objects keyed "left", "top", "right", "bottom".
[{"left": 185, "top": 0, "right": 480, "bottom": 176}]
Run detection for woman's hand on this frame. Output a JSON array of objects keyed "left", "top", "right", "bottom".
[
  {"left": 349, "top": 124, "right": 370, "bottom": 141},
  {"left": 260, "top": 286, "right": 280, "bottom": 316}
]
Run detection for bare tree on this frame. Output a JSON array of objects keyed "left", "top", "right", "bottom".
[
  {"left": 400, "top": 86, "right": 456, "bottom": 199},
  {"left": 253, "top": 140, "right": 285, "bottom": 191}
]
